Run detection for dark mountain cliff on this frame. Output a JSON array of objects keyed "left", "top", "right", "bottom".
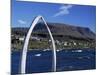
[{"left": 12, "top": 22, "right": 95, "bottom": 40}]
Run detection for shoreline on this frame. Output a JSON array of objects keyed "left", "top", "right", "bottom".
[{"left": 11, "top": 48, "right": 96, "bottom": 52}]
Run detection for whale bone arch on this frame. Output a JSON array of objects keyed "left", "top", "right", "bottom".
[{"left": 20, "top": 15, "right": 57, "bottom": 74}]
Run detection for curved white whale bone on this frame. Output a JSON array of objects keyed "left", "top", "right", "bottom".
[{"left": 20, "top": 15, "right": 56, "bottom": 74}]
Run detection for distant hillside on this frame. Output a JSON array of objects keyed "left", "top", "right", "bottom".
[{"left": 12, "top": 22, "right": 95, "bottom": 40}]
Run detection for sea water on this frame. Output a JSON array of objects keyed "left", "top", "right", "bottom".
[{"left": 11, "top": 49, "right": 96, "bottom": 75}]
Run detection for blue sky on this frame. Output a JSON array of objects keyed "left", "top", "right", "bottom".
[{"left": 11, "top": 0, "right": 96, "bottom": 33}]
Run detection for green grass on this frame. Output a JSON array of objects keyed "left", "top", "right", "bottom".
[{"left": 11, "top": 39, "right": 95, "bottom": 50}]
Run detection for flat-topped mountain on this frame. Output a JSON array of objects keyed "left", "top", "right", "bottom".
[{"left": 12, "top": 22, "right": 95, "bottom": 40}]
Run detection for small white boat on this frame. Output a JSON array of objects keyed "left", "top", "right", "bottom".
[
  {"left": 72, "top": 50, "right": 83, "bottom": 52},
  {"left": 77, "top": 50, "right": 83, "bottom": 52},
  {"left": 56, "top": 49, "right": 60, "bottom": 52},
  {"left": 34, "top": 54, "right": 41, "bottom": 57},
  {"left": 43, "top": 49, "right": 50, "bottom": 51}
]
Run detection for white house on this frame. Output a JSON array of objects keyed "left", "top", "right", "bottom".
[{"left": 19, "top": 37, "right": 25, "bottom": 41}]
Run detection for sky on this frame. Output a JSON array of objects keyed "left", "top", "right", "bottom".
[{"left": 11, "top": 0, "right": 96, "bottom": 33}]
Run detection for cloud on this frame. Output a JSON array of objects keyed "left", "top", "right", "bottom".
[
  {"left": 53, "top": 5, "right": 73, "bottom": 17},
  {"left": 18, "top": 19, "right": 26, "bottom": 24}
]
